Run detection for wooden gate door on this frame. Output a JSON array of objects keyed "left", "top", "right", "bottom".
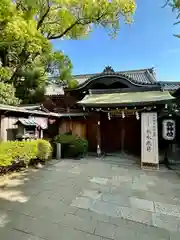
[
  {"left": 100, "top": 113, "right": 121, "bottom": 153},
  {"left": 100, "top": 113, "right": 141, "bottom": 155},
  {"left": 123, "top": 117, "right": 141, "bottom": 156}
]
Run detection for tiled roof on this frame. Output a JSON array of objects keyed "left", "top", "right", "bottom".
[
  {"left": 16, "top": 118, "right": 37, "bottom": 126},
  {"left": 46, "top": 68, "right": 157, "bottom": 95},
  {"left": 73, "top": 68, "right": 156, "bottom": 88},
  {"left": 47, "top": 68, "right": 180, "bottom": 94},
  {"left": 119, "top": 69, "right": 156, "bottom": 85},
  {"left": 15, "top": 118, "right": 48, "bottom": 129},
  {"left": 159, "top": 82, "right": 180, "bottom": 91}
]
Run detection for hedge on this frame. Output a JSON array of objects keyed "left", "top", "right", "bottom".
[{"left": 0, "top": 140, "right": 52, "bottom": 172}]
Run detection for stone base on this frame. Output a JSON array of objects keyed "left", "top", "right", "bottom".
[{"left": 141, "top": 162, "right": 159, "bottom": 170}]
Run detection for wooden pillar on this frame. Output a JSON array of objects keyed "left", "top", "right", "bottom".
[
  {"left": 40, "top": 129, "right": 43, "bottom": 139},
  {"left": 141, "top": 112, "right": 159, "bottom": 169},
  {"left": 0, "top": 115, "right": 6, "bottom": 141},
  {"left": 120, "top": 119, "right": 125, "bottom": 154},
  {"left": 96, "top": 114, "right": 101, "bottom": 157}
]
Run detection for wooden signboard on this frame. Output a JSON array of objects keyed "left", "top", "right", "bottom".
[{"left": 141, "top": 112, "right": 159, "bottom": 169}]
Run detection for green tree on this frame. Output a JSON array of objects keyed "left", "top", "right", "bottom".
[
  {"left": 0, "top": 0, "right": 136, "bottom": 104},
  {"left": 0, "top": 82, "right": 20, "bottom": 105}
]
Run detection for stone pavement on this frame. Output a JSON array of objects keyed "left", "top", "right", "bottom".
[{"left": 0, "top": 156, "right": 180, "bottom": 239}]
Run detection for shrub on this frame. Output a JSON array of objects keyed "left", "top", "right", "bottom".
[
  {"left": 0, "top": 140, "right": 52, "bottom": 170},
  {"left": 54, "top": 132, "right": 76, "bottom": 144},
  {"left": 36, "top": 139, "right": 52, "bottom": 161},
  {"left": 0, "top": 141, "right": 38, "bottom": 166},
  {"left": 54, "top": 133, "right": 88, "bottom": 158},
  {"left": 73, "top": 138, "right": 88, "bottom": 156},
  {"left": 0, "top": 154, "right": 13, "bottom": 167}
]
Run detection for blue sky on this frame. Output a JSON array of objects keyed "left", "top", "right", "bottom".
[{"left": 53, "top": 0, "right": 180, "bottom": 81}]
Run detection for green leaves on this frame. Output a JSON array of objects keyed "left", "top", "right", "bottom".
[
  {"left": 15, "top": 0, "right": 136, "bottom": 39},
  {"left": 39, "top": 0, "right": 136, "bottom": 39},
  {"left": 0, "top": 0, "right": 136, "bottom": 105},
  {"left": 0, "top": 82, "right": 20, "bottom": 105},
  {"left": 167, "top": 0, "right": 180, "bottom": 36}
]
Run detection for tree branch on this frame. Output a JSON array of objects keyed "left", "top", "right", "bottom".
[
  {"left": 174, "top": 20, "right": 180, "bottom": 25},
  {"left": 48, "top": 21, "right": 79, "bottom": 39},
  {"left": 48, "top": 12, "right": 107, "bottom": 40},
  {"left": 37, "top": 1, "right": 50, "bottom": 30},
  {"left": 162, "top": 0, "right": 170, "bottom": 8}
]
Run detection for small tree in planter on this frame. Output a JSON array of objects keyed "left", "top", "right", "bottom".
[{"left": 54, "top": 133, "right": 88, "bottom": 159}]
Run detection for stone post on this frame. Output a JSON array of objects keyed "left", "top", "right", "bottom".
[{"left": 56, "top": 143, "right": 61, "bottom": 160}]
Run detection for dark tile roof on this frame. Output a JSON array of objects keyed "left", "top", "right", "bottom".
[
  {"left": 73, "top": 68, "right": 156, "bottom": 87},
  {"left": 47, "top": 68, "right": 180, "bottom": 94},
  {"left": 117, "top": 68, "right": 156, "bottom": 85},
  {"left": 159, "top": 82, "right": 180, "bottom": 91}
]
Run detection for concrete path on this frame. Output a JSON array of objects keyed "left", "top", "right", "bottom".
[{"left": 0, "top": 156, "right": 180, "bottom": 239}]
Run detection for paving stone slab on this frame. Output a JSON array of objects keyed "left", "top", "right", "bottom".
[
  {"left": 71, "top": 196, "right": 96, "bottom": 210},
  {"left": 169, "top": 231, "right": 180, "bottom": 240},
  {"left": 90, "top": 177, "right": 108, "bottom": 185},
  {"left": 90, "top": 200, "right": 120, "bottom": 218},
  {"left": 16, "top": 200, "right": 76, "bottom": 222},
  {"left": 152, "top": 212, "right": 180, "bottom": 232},
  {"left": 149, "top": 187, "right": 175, "bottom": 196},
  {"left": 131, "top": 189, "right": 148, "bottom": 199},
  {"left": 110, "top": 216, "right": 170, "bottom": 239},
  {"left": 136, "top": 233, "right": 168, "bottom": 240},
  {"left": 111, "top": 184, "right": 133, "bottom": 196},
  {"left": 144, "top": 192, "right": 180, "bottom": 205},
  {"left": 3, "top": 212, "right": 64, "bottom": 240},
  {"left": 68, "top": 167, "right": 82, "bottom": 175},
  {"left": 154, "top": 202, "right": 180, "bottom": 217},
  {"left": 0, "top": 228, "right": 44, "bottom": 240},
  {"left": 80, "top": 190, "right": 102, "bottom": 200},
  {"left": 0, "top": 208, "right": 12, "bottom": 227},
  {"left": 102, "top": 193, "right": 130, "bottom": 207},
  {"left": 33, "top": 190, "right": 64, "bottom": 201},
  {"left": 75, "top": 208, "right": 112, "bottom": 224},
  {"left": 73, "top": 208, "right": 93, "bottom": 220},
  {"left": 128, "top": 220, "right": 170, "bottom": 239},
  {"left": 118, "top": 206, "right": 152, "bottom": 225},
  {"left": 114, "top": 225, "right": 140, "bottom": 240},
  {"left": 59, "top": 213, "right": 97, "bottom": 234},
  {"left": 110, "top": 175, "right": 133, "bottom": 184},
  {"left": 132, "top": 182, "right": 148, "bottom": 191},
  {"left": 65, "top": 230, "right": 102, "bottom": 240},
  {"left": 129, "top": 197, "right": 154, "bottom": 212},
  {"left": 9, "top": 211, "right": 97, "bottom": 240},
  {"left": 88, "top": 183, "right": 111, "bottom": 193},
  {"left": 95, "top": 221, "right": 117, "bottom": 239}
]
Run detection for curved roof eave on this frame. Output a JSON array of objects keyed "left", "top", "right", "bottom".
[{"left": 65, "top": 72, "right": 157, "bottom": 92}]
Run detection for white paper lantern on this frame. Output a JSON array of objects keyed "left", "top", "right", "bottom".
[{"left": 162, "top": 119, "right": 176, "bottom": 141}]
